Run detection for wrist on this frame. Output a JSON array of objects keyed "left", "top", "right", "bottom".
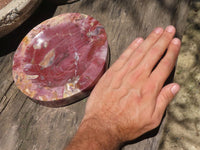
[{"left": 68, "top": 116, "right": 121, "bottom": 150}]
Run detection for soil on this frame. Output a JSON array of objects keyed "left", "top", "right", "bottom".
[
  {"left": 159, "top": 1, "right": 200, "bottom": 149},
  {"left": 0, "top": 0, "right": 12, "bottom": 9}
]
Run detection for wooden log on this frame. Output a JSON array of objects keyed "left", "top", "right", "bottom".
[{"left": 0, "top": 0, "right": 190, "bottom": 150}]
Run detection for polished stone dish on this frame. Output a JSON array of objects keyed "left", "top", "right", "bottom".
[{"left": 13, "top": 13, "right": 108, "bottom": 107}]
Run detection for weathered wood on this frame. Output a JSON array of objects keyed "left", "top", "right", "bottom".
[{"left": 0, "top": 0, "right": 190, "bottom": 150}]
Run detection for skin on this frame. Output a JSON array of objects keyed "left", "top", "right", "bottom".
[{"left": 66, "top": 25, "right": 181, "bottom": 150}]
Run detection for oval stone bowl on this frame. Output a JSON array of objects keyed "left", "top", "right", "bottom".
[
  {"left": 12, "top": 13, "right": 109, "bottom": 107},
  {"left": 0, "top": 0, "right": 42, "bottom": 38}
]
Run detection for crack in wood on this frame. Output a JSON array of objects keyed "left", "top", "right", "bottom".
[
  {"left": 0, "top": 81, "right": 14, "bottom": 101},
  {"left": 0, "top": 81, "right": 15, "bottom": 114},
  {"left": 15, "top": 97, "right": 28, "bottom": 118},
  {"left": 0, "top": 96, "right": 10, "bottom": 114}
]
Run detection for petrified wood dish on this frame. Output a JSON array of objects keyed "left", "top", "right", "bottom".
[
  {"left": 0, "top": 0, "right": 42, "bottom": 37},
  {"left": 13, "top": 13, "right": 108, "bottom": 107}
]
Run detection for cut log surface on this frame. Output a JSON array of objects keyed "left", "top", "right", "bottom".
[{"left": 0, "top": 0, "right": 190, "bottom": 150}]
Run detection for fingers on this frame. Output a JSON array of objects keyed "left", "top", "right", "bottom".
[
  {"left": 139, "top": 26, "right": 176, "bottom": 75},
  {"left": 150, "top": 38, "right": 181, "bottom": 91},
  {"left": 111, "top": 38, "right": 144, "bottom": 72},
  {"left": 153, "top": 83, "right": 180, "bottom": 120},
  {"left": 127, "top": 38, "right": 144, "bottom": 50},
  {"left": 102, "top": 38, "right": 143, "bottom": 89},
  {"left": 111, "top": 27, "right": 164, "bottom": 88},
  {"left": 124, "top": 27, "right": 164, "bottom": 71}
]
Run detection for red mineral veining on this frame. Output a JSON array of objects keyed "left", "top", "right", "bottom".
[{"left": 12, "top": 13, "right": 108, "bottom": 107}]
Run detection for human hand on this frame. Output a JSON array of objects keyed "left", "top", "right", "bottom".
[
  {"left": 66, "top": 26, "right": 181, "bottom": 150},
  {"left": 83, "top": 25, "right": 180, "bottom": 141}
]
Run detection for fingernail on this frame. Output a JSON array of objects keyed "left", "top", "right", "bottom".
[
  {"left": 166, "top": 25, "right": 175, "bottom": 33},
  {"left": 172, "top": 38, "right": 180, "bottom": 45},
  {"left": 171, "top": 84, "right": 180, "bottom": 95},
  {"left": 136, "top": 38, "right": 143, "bottom": 44},
  {"left": 154, "top": 27, "right": 163, "bottom": 34}
]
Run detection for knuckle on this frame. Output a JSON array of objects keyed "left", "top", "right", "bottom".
[
  {"left": 104, "top": 69, "right": 113, "bottom": 78},
  {"left": 141, "top": 62, "right": 150, "bottom": 72},
  {"left": 111, "top": 60, "right": 122, "bottom": 72},
  {"left": 111, "top": 59, "right": 125, "bottom": 72},
  {"left": 111, "top": 74, "right": 124, "bottom": 89},
  {"left": 161, "top": 58, "right": 172, "bottom": 68},
  {"left": 149, "top": 32, "right": 160, "bottom": 40},
  {"left": 119, "top": 51, "right": 129, "bottom": 60},
  {"left": 149, "top": 116, "right": 161, "bottom": 129},
  {"left": 135, "top": 47, "right": 143, "bottom": 54},
  {"left": 151, "top": 119, "right": 161, "bottom": 129},
  {"left": 150, "top": 46, "right": 161, "bottom": 55},
  {"left": 162, "top": 31, "right": 173, "bottom": 40},
  {"left": 142, "top": 82, "right": 157, "bottom": 96},
  {"left": 161, "top": 88, "right": 174, "bottom": 100},
  {"left": 144, "top": 117, "right": 160, "bottom": 131},
  {"left": 129, "top": 68, "right": 144, "bottom": 81},
  {"left": 102, "top": 69, "right": 114, "bottom": 82}
]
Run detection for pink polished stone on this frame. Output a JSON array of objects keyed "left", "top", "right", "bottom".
[{"left": 13, "top": 13, "right": 108, "bottom": 107}]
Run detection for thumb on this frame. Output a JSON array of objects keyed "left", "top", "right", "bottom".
[{"left": 153, "top": 83, "right": 180, "bottom": 119}]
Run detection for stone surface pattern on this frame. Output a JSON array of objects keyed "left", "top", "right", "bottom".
[{"left": 13, "top": 13, "right": 108, "bottom": 107}]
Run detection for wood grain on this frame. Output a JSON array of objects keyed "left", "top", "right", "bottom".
[{"left": 0, "top": 0, "right": 190, "bottom": 149}]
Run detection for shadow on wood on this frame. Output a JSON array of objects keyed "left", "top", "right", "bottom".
[
  {"left": 0, "top": 1, "right": 57, "bottom": 57},
  {"left": 47, "top": 0, "right": 80, "bottom": 5}
]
